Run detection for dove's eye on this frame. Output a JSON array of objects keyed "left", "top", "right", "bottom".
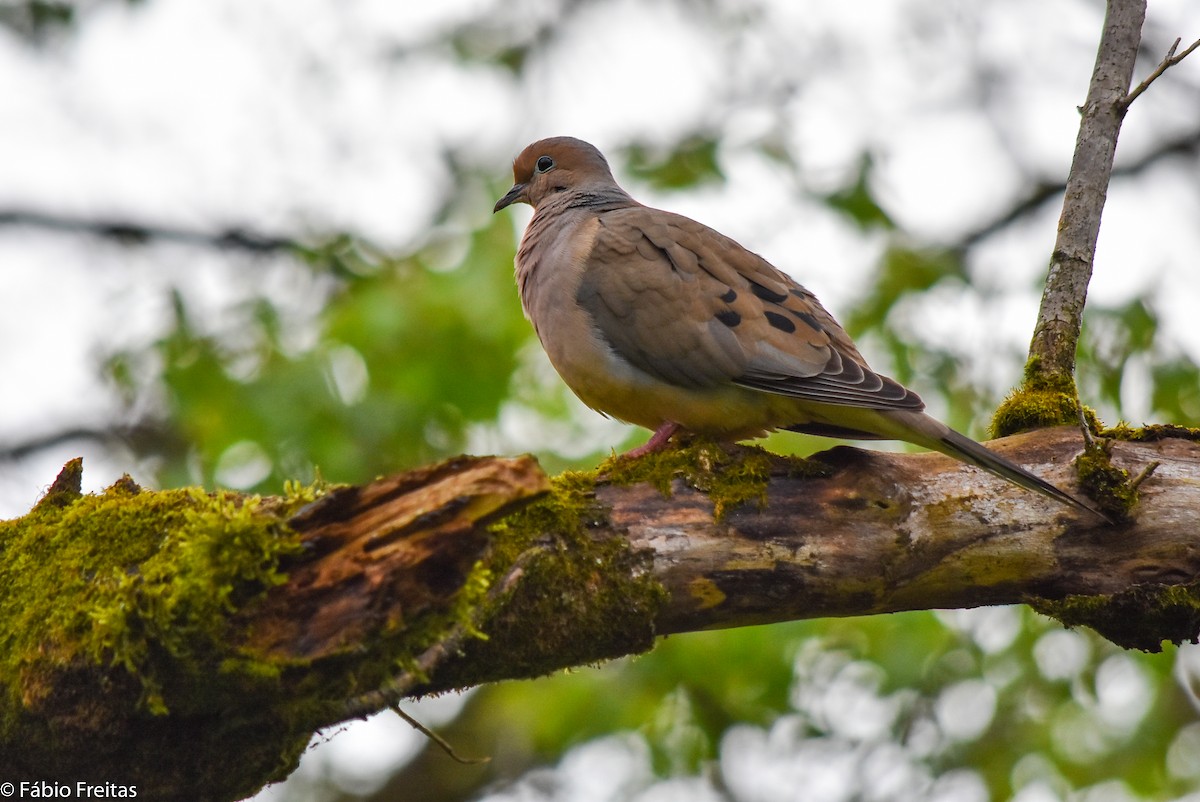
[{"left": 535, "top": 156, "right": 555, "bottom": 173}]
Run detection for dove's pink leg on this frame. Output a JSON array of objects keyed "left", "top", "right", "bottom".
[{"left": 621, "top": 422, "right": 681, "bottom": 459}]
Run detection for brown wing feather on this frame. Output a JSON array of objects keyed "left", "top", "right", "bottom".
[
  {"left": 578, "top": 207, "right": 923, "bottom": 412},
  {"left": 577, "top": 214, "right": 747, "bottom": 388}
]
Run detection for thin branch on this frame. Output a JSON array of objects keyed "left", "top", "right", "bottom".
[
  {"left": 0, "top": 421, "right": 184, "bottom": 462},
  {"left": 0, "top": 208, "right": 298, "bottom": 253},
  {"left": 1129, "top": 460, "right": 1160, "bottom": 491},
  {"left": 1026, "top": 0, "right": 1146, "bottom": 388},
  {"left": 1122, "top": 36, "right": 1200, "bottom": 109},
  {"left": 958, "top": 128, "right": 1200, "bottom": 248},
  {"left": 392, "top": 705, "right": 491, "bottom": 765},
  {"left": 0, "top": 426, "right": 124, "bottom": 461},
  {"left": 1078, "top": 403, "right": 1096, "bottom": 449}
]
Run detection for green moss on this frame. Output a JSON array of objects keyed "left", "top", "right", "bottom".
[
  {"left": 991, "top": 354, "right": 1103, "bottom": 438},
  {"left": 991, "top": 370, "right": 1194, "bottom": 515},
  {"left": 1031, "top": 581, "right": 1200, "bottom": 652},
  {"left": 1098, "top": 422, "right": 1200, "bottom": 442},
  {"left": 990, "top": 388, "right": 1080, "bottom": 438},
  {"left": 416, "top": 441, "right": 831, "bottom": 690},
  {"left": 424, "top": 469, "right": 669, "bottom": 688},
  {"left": 32, "top": 457, "right": 84, "bottom": 511},
  {"left": 0, "top": 464, "right": 533, "bottom": 797},
  {"left": 1073, "top": 442, "right": 1137, "bottom": 520},
  {"left": 1018, "top": 351, "right": 1080, "bottom": 397},
  {"left": 0, "top": 475, "right": 305, "bottom": 720},
  {"left": 1059, "top": 422, "right": 1198, "bottom": 519},
  {"left": 601, "top": 438, "right": 825, "bottom": 520},
  {"left": 275, "top": 469, "right": 337, "bottom": 515}
]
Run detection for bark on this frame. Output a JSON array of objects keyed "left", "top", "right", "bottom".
[
  {"left": 615, "top": 429, "right": 1200, "bottom": 645},
  {"left": 1026, "top": 0, "right": 1144, "bottom": 387},
  {"left": 3, "top": 428, "right": 1199, "bottom": 800}
]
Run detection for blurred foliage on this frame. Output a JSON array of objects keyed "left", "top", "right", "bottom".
[
  {"left": 844, "top": 245, "right": 999, "bottom": 435},
  {"left": 820, "top": 154, "right": 896, "bottom": 232},
  {"left": 105, "top": 214, "right": 530, "bottom": 490},
  {"left": 0, "top": 0, "right": 74, "bottom": 39},
  {"left": 14, "top": 2, "right": 1199, "bottom": 801},
  {"left": 626, "top": 135, "right": 726, "bottom": 191},
  {"left": 384, "top": 610, "right": 1193, "bottom": 801},
  {"left": 1080, "top": 294, "right": 1200, "bottom": 426}
]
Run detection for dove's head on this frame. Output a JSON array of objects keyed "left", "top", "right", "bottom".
[{"left": 494, "top": 137, "right": 618, "bottom": 212}]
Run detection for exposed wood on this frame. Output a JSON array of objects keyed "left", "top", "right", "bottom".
[{"left": 248, "top": 455, "right": 550, "bottom": 660}]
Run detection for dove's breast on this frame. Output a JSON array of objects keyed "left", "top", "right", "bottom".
[{"left": 513, "top": 206, "right": 789, "bottom": 438}]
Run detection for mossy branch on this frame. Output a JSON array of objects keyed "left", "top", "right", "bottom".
[{"left": 4, "top": 428, "right": 1200, "bottom": 798}]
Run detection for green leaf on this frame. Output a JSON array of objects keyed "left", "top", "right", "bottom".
[
  {"left": 820, "top": 153, "right": 895, "bottom": 231},
  {"left": 626, "top": 136, "right": 725, "bottom": 191}
]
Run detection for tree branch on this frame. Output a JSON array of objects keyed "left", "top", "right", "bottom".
[
  {"left": 621, "top": 431, "right": 1199, "bottom": 644},
  {"left": 1121, "top": 35, "right": 1200, "bottom": 109},
  {"left": 0, "top": 207, "right": 298, "bottom": 253},
  {"left": 1026, "top": 0, "right": 1147, "bottom": 390},
  {"left": 958, "top": 128, "right": 1200, "bottom": 249},
  {"left": 0, "top": 420, "right": 185, "bottom": 462},
  {"left": 4, "top": 428, "right": 1200, "bottom": 799}
]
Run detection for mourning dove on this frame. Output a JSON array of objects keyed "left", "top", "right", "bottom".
[{"left": 494, "top": 136, "right": 1102, "bottom": 519}]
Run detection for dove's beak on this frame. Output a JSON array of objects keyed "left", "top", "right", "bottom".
[{"left": 493, "top": 183, "right": 528, "bottom": 213}]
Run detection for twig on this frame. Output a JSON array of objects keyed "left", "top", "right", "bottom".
[
  {"left": 1129, "top": 460, "right": 1160, "bottom": 491},
  {"left": 0, "top": 421, "right": 182, "bottom": 462},
  {"left": 1078, "top": 405, "right": 1096, "bottom": 449},
  {"left": 1122, "top": 37, "right": 1200, "bottom": 109},
  {"left": 340, "top": 621, "right": 476, "bottom": 721},
  {"left": 392, "top": 705, "right": 491, "bottom": 765}
]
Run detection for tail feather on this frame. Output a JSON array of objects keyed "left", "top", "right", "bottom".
[
  {"left": 868, "top": 409, "right": 1109, "bottom": 522},
  {"left": 936, "top": 428, "right": 1109, "bottom": 522}
]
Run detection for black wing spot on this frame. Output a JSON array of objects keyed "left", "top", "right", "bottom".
[
  {"left": 716, "top": 309, "right": 741, "bottom": 327},
  {"left": 750, "top": 282, "right": 789, "bottom": 304},
  {"left": 719, "top": 287, "right": 737, "bottom": 303},
  {"left": 764, "top": 310, "right": 796, "bottom": 333},
  {"left": 791, "top": 309, "right": 825, "bottom": 333}
]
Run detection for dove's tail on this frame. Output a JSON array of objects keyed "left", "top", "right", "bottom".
[
  {"left": 786, "top": 406, "right": 1109, "bottom": 521},
  {"left": 935, "top": 426, "right": 1109, "bottom": 522},
  {"left": 865, "top": 409, "right": 1110, "bottom": 523}
]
